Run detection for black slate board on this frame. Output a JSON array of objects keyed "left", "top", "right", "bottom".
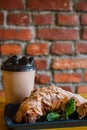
[{"left": 4, "top": 104, "right": 87, "bottom": 130}]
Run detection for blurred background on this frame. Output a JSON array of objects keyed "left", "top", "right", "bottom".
[{"left": 0, "top": 0, "right": 87, "bottom": 95}]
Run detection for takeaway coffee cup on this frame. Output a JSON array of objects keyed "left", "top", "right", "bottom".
[{"left": 1, "top": 55, "right": 36, "bottom": 103}]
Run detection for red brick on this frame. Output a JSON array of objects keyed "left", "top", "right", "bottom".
[
  {"left": 8, "top": 13, "right": 29, "bottom": 25},
  {"left": 75, "top": 1, "right": 87, "bottom": 11},
  {"left": 35, "top": 74, "right": 50, "bottom": 84},
  {"left": 34, "top": 59, "right": 47, "bottom": 70},
  {"left": 54, "top": 73, "right": 81, "bottom": 83},
  {"left": 51, "top": 43, "right": 72, "bottom": 55},
  {"left": 0, "top": 29, "right": 32, "bottom": 41},
  {"left": 84, "top": 72, "right": 87, "bottom": 81},
  {"left": 60, "top": 86, "right": 72, "bottom": 92},
  {"left": 52, "top": 59, "right": 87, "bottom": 70},
  {"left": 37, "top": 28, "right": 78, "bottom": 40},
  {"left": 77, "top": 86, "right": 87, "bottom": 94},
  {"left": 0, "top": 29, "right": 15, "bottom": 40},
  {"left": 33, "top": 14, "right": 53, "bottom": 25},
  {"left": 82, "top": 29, "right": 87, "bottom": 40},
  {"left": 0, "top": 13, "right": 4, "bottom": 25},
  {"left": 0, "top": 0, "right": 24, "bottom": 10},
  {"left": 27, "top": 0, "right": 70, "bottom": 11},
  {"left": 81, "top": 14, "right": 87, "bottom": 25},
  {"left": 1, "top": 44, "right": 22, "bottom": 55},
  {"left": 57, "top": 14, "right": 78, "bottom": 26},
  {"left": 76, "top": 43, "right": 87, "bottom": 54},
  {"left": 16, "top": 29, "right": 32, "bottom": 41},
  {"left": 26, "top": 43, "right": 48, "bottom": 56}
]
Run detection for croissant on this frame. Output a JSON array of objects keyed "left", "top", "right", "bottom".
[{"left": 14, "top": 86, "right": 87, "bottom": 123}]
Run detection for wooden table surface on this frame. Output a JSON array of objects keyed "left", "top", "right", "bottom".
[{"left": 0, "top": 90, "right": 87, "bottom": 130}]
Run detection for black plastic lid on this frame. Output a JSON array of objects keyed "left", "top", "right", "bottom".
[{"left": 1, "top": 55, "right": 36, "bottom": 72}]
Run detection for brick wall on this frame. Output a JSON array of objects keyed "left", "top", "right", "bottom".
[{"left": 0, "top": 0, "right": 87, "bottom": 95}]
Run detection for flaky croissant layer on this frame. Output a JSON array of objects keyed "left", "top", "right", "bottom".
[{"left": 14, "top": 86, "right": 87, "bottom": 123}]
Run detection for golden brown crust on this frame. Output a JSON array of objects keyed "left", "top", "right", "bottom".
[{"left": 14, "top": 86, "right": 87, "bottom": 123}]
